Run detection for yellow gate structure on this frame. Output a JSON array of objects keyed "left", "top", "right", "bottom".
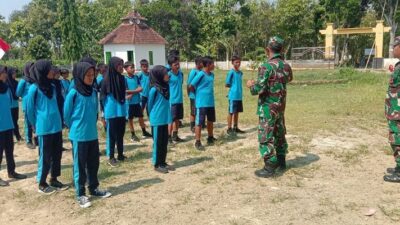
[{"left": 319, "top": 20, "right": 391, "bottom": 60}]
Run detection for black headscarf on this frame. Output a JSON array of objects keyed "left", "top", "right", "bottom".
[
  {"left": 101, "top": 57, "right": 126, "bottom": 104},
  {"left": 30, "top": 59, "right": 53, "bottom": 99},
  {"left": 73, "top": 62, "right": 94, "bottom": 96},
  {"left": 23, "top": 62, "right": 35, "bottom": 83},
  {"left": 79, "top": 56, "right": 97, "bottom": 67},
  {"left": 0, "top": 66, "right": 8, "bottom": 94},
  {"left": 150, "top": 65, "right": 169, "bottom": 99},
  {"left": 6, "top": 67, "right": 18, "bottom": 100}
]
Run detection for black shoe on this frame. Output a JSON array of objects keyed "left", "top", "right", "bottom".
[
  {"left": 90, "top": 188, "right": 112, "bottom": 198},
  {"left": 8, "top": 172, "right": 27, "bottom": 180},
  {"left": 386, "top": 167, "right": 400, "bottom": 174},
  {"left": 277, "top": 155, "right": 286, "bottom": 170},
  {"left": 195, "top": 141, "right": 205, "bottom": 151},
  {"left": 26, "top": 142, "right": 36, "bottom": 149},
  {"left": 130, "top": 134, "right": 140, "bottom": 142},
  {"left": 142, "top": 130, "right": 152, "bottom": 138},
  {"left": 108, "top": 158, "right": 118, "bottom": 167},
  {"left": 179, "top": 120, "right": 183, "bottom": 128},
  {"left": 235, "top": 127, "right": 245, "bottom": 134},
  {"left": 207, "top": 137, "right": 217, "bottom": 145},
  {"left": 173, "top": 135, "right": 184, "bottom": 142},
  {"left": 255, "top": 162, "right": 279, "bottom": 178},
  {"left": 117, "top": 155, "right": 127, "bottom": 161},
  {"left": 62, "top": 147, "right": 69, "bottom": 152},
  {"left": 227, "top": 128, "right": 234, "bottom": 136},
  {"left": 384, "top": 172, "right": 400, "bottom": 183},
  {"left": 163, "top": 163, "right": 176, "bottom": 171},
  {"left": 168, "top": 136, "right": 173, "bottom": 144},
  {"left": 155, "top": 166, "right": 169, "bottom": 174},
  {"left": 50, "top": 179, "right": 69, "bottom": 191},
  {"left": 38, "top": 184, "right": 56, "bottom": 195}
]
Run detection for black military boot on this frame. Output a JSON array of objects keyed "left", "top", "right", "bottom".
[
  {"left": 384, "top": 172, "right": 400, "bottom": 183},
  {"left": 386, "top": 167, "right": 400, "bottom": 174},
  {"left": 255, "top": 159, "right": 278, "bottom": 178},
  {"left": 277, "top": 155, "right": 286, "bottom": 170}
]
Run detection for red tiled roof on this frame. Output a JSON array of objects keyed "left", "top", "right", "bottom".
[{"left": 99, "top": 12, "right": 167, "bottom": 45}]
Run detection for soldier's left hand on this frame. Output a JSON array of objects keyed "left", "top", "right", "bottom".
[{"left": 246, "top": 79, "right": 255, "bottom": 88}]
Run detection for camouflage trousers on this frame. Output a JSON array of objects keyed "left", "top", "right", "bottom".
[
  {"left": 388, "top": 120, "right": 400, "bottom": 168},
  {"left": 258, "top": 111, "right": 288, "bottom": 164}
]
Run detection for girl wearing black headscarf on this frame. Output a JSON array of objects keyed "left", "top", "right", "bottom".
[
  {"left": 100, "top": 57, "right": 126, "bottom": 167},
  {"left": 26, "top": 59, "right": 69, "bottom": 194},
  {"left": 147, "top": 65, "right": 174, "bottom": 174},
  {"left": 0, "top": 65, "right": 27, "bottom": 185},
  {"left": 64, "top": 62, "right": 111, "bottom": 207},
  {"left": 6, "top": 67, "right": 22, "bottom": 141},
  {"left": 16, "top": 62, "right": 35, "bottom": 148}
]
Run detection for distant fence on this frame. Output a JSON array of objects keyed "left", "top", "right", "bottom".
[{"left": 180, "top": 60, "right": 335, "bottom": 71}]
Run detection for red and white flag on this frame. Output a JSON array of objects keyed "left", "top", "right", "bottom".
[{"left": 0, "top": 38, "right": 11, "bottom": 59}]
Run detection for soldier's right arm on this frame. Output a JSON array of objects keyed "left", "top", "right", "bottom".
[{"left": 250, "top": 65, "right": 270, "bottom": 95}]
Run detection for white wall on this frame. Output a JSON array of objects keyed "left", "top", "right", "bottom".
[
  {"left": 134, "top": 44, "right": 166, "bottom": 67},
  {"left": 103, "top": 44, "right": 135, "bottom": 63},
  {"left": 103, "top": 44, "right": 166, "bottom": 68}
]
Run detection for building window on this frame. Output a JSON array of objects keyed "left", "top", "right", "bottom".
[
  {"left": 127, "top": 50, "right": 134, "bottom": 62},
  {"left": 149, "top": 51, "right": 154, "bottom": 65},
  {"left": 105, "top": 52, "right": 111, "bottom": 64}
]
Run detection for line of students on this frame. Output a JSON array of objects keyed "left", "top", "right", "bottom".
[{"left": 0, "top": 54, "right": 245, "bottom": 207}]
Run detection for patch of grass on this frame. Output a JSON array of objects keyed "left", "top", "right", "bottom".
[
  {"left": 270, "top": 194, "right": 297, "bottom": 204},
  {"left": 379, "top": 204, "right": 400, "bottom": 221},
  {"left": 326, "top": 145, "right": 370, "bottom": 165}
]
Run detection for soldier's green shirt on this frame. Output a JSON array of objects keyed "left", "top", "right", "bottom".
[
  {"left": 386, "top": 62, "right": 400, "bottom": 121},
  {"left": 250, "top": 54, "right": 293, "bottom": 117}
]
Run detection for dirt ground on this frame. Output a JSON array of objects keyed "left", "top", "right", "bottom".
[{"left": 0, "top": 120, "right": 399, "bottom": 225}]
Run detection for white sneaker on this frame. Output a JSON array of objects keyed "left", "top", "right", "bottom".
[{"left": 78, "top": 196, "right": 92, "bottom": 208}]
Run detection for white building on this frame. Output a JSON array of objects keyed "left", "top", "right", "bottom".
[{"left": 99, "top": 12, "right": 167, "bottom": 67}]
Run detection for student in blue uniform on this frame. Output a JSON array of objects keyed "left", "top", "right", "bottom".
[
  {"left": 189, "top": 56, "right": 217, "bottom": 150},
  {"left": 187, "top": 57, "right": 203, "bottom": 132},
  {"left": 138, "top": 59, "right": 151, "bottom": 117},
  {"left": 0, "top": 65, "right": 27, "bottom": 186},
  {"left": 225, "top": 55, "right": 245, "bottom": 135},
  {"left": 96, "top": 63, "right": 107, "bottom": 131},
  {"left": 64, "top": 62, "right": 111, "bottom": 208},
  {"left": 68, "top": 57, "right": 98, "bottom": 93},
  {"left": 167, "top": 55, "right": 184, "bottom": 143},
  {"left": 26, "top": 59, "right": 69, "bottom": 194},
  {"left": 16, "top": 62, "right": 36, "bottom": 149},
  {"left": 6, "top": 67, "right": 22, "bottom": 142},
  {"left": 100, "top": 57, "right": 127, "bottom": 167},
  {"left": 148, "top": 65, "right": 175, "bottom": 174},
  {"left": 124, "top": 62, "right": 152, "bottom": 142},
  {"left": 60, "top": 69, "right": 70, "bottom": 100}
]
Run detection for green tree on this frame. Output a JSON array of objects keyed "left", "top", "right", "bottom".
[
  {"left": 27, "top": 35, "right": 52, "bottom": 60},
  {"left": 58, "top": 0, "right": 82, "bottom": 62}
]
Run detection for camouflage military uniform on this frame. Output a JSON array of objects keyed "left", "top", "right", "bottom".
[
  {"left": 250, "top": 53, "right": 293, "bottom": 165},
  {"left": 385, "top": 61, "right": 400, "bottom": 170}
]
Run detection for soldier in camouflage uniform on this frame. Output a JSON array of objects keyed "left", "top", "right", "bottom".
[
  {"left": 384, "top": 36, "right": 400, "bottom": 183},
  {"left": 246, "top": 36, "right": 293, "bottom": 178}
]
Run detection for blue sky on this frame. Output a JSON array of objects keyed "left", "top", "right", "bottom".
[{"left": 0, "top": 0, "right": 31, "bottom": 21}]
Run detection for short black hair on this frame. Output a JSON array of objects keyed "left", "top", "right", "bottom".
[
  {"left": 124, "top": 61, "right": 134, "bottom": 69},
  {"left": 231, "top": 55, "right": 241, "bottom": 63},
  {"left": 169, "top": 50, "right": 180, "bottom": 57},
  {"left": 60, "top": 68, "right": 69, "bottom": 74},
  {"left": 202, "top": 56, "right": 214, "bottom": 67},
  {"left": 194, "top": 57, "right": 203, "bottom": 66},
  {"left": 140, "top": 59, "right": 149, "bottom": 66},
  {"left": 168, "top": 55, "right": 180, "bottom": 65}
]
